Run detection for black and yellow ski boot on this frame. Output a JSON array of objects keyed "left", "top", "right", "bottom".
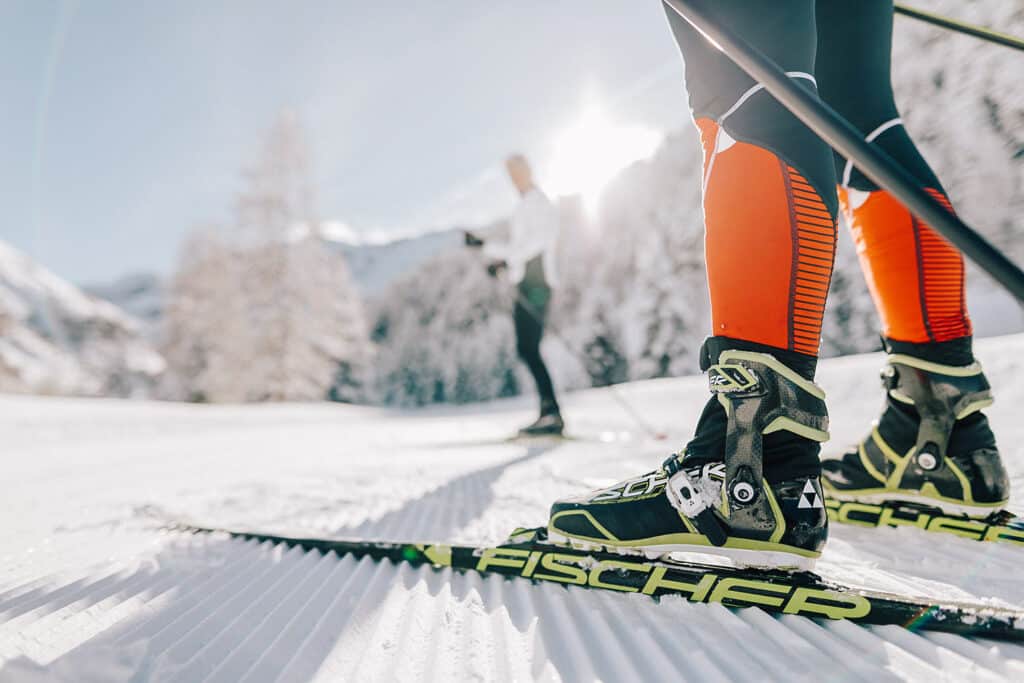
[
  {"left": 548, "top": 343, "right": 830, "bottom": 571},
  {"left": 822, "top": 347, "right": 1009, "bottom": 517}
]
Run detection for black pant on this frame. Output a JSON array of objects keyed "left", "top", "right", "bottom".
[
  {"left": 664, "top": 0, "right": 941, "bottom": 200},
  {"left": 514, "top": 286, "right": 559, "bottom": 415}
]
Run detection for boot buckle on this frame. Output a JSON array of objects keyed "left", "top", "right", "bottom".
[{"left": 666, "top": 467, "right": 728, "bottom": 546}]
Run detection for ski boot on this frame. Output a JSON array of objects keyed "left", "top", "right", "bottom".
[
  {"left": 822, "top": 352, "right": 1009, "bottom": 516},
  {"left": 519, "top": 399, "right": 565, "bottom": 437},
  {"left": 547, "top": 348, "right": 830, "bottom": 570}
]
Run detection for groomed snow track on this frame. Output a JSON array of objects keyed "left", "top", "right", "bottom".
[{"left": 4, "top": 336, "right": 1024, "bottom": 682}]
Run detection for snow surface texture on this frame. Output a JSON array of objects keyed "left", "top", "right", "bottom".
[
  {"left": 0, "top": 241, "right": 164, "bottom": 398},
  {"left": 3, "top": 335, "right": 1024, "bottom": 682}
]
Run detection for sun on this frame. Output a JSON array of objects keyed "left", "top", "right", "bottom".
[{"left": 543, "top": 106, "right": 663, "bottom": 212}]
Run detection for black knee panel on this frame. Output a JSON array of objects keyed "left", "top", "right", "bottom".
[
  {"left": 665, "top": 0, "right": 839, "bottom": 216},
  {"left": 815, "top": 0, "right": 942, "bottom": 191}
]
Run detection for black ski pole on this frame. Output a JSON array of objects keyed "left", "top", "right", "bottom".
[
  {"left": 895, "top": 3, "right": 1024, "bottom": 53},
  {"left": 508, "top": 287, "right": 669, "bottom": 442},
  {"left": 662, "top": 0, "right": 1024, "bottom": 305}
]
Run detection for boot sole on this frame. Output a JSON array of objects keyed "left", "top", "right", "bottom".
[{"left": 546, "top": 529, "right": 817, "bottom": 572}]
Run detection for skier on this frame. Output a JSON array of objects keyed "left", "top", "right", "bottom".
[
  {"left": 545, "top": 0, "right": 1009, "bottom": 569},
  {"left": 466, "top": 154, "right": 565, "bottom": 436}
]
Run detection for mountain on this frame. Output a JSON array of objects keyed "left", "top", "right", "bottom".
[
  {"left": 334, "top": 229, "right": 463, "bottom": 296},
  {"left": 83, "top": 230, "right": 462, "bottom": 331},
  {"left": 83, "top": 272, "right": 165, "bottom": 330},
  {"left": 0, "top": 240, "right": 165, "bottom": 397}
]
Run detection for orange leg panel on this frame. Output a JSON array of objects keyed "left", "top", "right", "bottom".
[
  {"left": 838, "top": 188, "right": 970, "bottom": 343},
  {"left": 696, "top": 118, "right": 837, "bottom": 357}
]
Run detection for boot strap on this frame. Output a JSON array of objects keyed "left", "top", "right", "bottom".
[
  {"left": 708, "top": 351, "right": 829, "bottom": 541},
  {"left": 887, "top": 356, "right": 993, "bottom": 476},
  {"left": 663, "top": 456, "right": 728, "bottom": 546}
]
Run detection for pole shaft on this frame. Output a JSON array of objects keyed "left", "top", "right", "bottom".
[
  {"left": 662, "top": 0, "right": 1024, "bottom": 303},
  {"left": 895, "top": 3, "right": 1024, "bottom": 53}
]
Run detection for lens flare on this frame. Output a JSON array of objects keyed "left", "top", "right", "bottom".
[{"left": 543, "top": 106, "right": 662, "bottom": 213}]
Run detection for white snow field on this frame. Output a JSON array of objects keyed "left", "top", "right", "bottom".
[{"left": 3, "top": 335, "right": 1024, "bottom": 682}]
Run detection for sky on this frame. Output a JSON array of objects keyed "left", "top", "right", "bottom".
[{"left": 0, "top": 1, "right": 691, "bottom": 284}]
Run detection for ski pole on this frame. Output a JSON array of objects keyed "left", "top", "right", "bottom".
[
  {"left": 662, "top": 0, "right": 1024, "bottom": 305},
  {"left": 508, "top": 285, "right": 669, "bottom": 442},
  {"left": 895, "top": 3, "right": 1024, "bottom": 54}
]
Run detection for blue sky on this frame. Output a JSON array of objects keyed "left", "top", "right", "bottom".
[{"left": 1, "top": 1, "right": 689, "bottom": 283}]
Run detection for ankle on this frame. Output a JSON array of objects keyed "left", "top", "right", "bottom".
[
  {"left": 540, "top": 399, "right": 561, "bottom": 418},
  {"left": 884, "top": 335, "right": 974, "bottom": 367},
  {"left": 700, "top": 336, "right": 818, "bottom": 381},
  {"left": 763, "top": 431, "right": 822, "bottom": 484}
]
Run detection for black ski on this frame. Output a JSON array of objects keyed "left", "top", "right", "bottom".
[
  {"left": 825, "top": 497, "right": 1024, "bottom": 546},
  {"left": 169, "top": 521, "right": 1024, "bottom": 642}
]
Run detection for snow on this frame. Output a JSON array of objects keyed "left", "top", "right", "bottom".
[
  {"left": 3, "top": 334, "right": 1024, "bottom": 681},
  {"left": 0, "top": 241, "right": 165, "bottom": 397}
]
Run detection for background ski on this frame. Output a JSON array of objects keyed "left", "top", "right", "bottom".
[
  {"left": 826, "top": 497, "right": 1024, "bottom": 545},
  {"left": 168, "top": 520, "right": 1024, "bottom": 643}
]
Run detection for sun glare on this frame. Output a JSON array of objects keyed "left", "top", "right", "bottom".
[{"left": 543, "top": 106, "right": 662, "bottom": 212}]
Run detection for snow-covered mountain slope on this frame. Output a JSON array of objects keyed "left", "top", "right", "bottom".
[
  {"left": 335, "top": 229, "right": 463, "bottom": 296},
  {"left": 3, "top": 334, "right": 1024, "bottom": 681},
  {"left": 0, "top": 241, "right": 164, "bottom": 397},
  {"left": 82, "top": 228, "right": 459, "bottom": 335},
  {"left": 83, "top": 273, "right": 165, "bottom": 331}
]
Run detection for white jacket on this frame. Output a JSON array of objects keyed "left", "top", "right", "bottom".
[{"left": 484, "top": 188, "right": 560, "bottom": 288}]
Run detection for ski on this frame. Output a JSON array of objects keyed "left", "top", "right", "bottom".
[
  {"left": 826, "top": 497, "right": 1024, "bottom": 546},
  {"left": 169, "top": 521, "right": 1024, "bottom": 642},
  {"left": 421, "top": 432, "right": 632, "bottom": 450}
]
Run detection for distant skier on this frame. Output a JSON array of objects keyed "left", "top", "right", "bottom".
[
  {"left": 466, "top": 154, "right": 564, "bottom": 436},
  {"left": 544, "top": 0, "right": 1009, "bottom": 569}
]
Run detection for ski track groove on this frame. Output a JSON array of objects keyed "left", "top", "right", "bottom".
[
  {"left": 259, "top": 554, "right": 372, "bottom": 683},
  {"left": 5, "top": 562, "right": 166, "bottom": 665},
  {"left": 141, "top": 543, "right": 302, "bottom": 680},
  {"left": 708, "top": 603, "right": 803, "bottom": 681},
  {"left": 198, "top": 549, "right": 338, "bottom": 683},
  {"left": 165, "top": 546, "right": 324, "bottom": 682},
  {"left": 4, "top": 335, "right": 1024, "bottom": 681},
  {"left": 376, "top": 564, "right": 440, "bottom": 682},
  {"left": 411, "top": 569, "right": 457, "bottom": 683}
]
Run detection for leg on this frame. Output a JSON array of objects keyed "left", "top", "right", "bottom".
[
  {"left": 665, "top": 0, "right": 838, "bottom": 480},
  {"left": 816, "top": 0, "right": 970, "bottom": 355},
  {"left": 546, "top": 1, "right": 831, "bottom": 570},
  {"left": 816, "top": 0, "right": 1007, "bottom": 511},
  {"left": 514, "top": 295, "right": 559, "bottom": 417}
]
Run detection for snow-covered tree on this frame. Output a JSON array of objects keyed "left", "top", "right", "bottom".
[
  {"left": 371, "top": 243, "right": 519, "bottom": 406},
  {"left": 161, "top": 114, "right": 371, "bottom": 402}
]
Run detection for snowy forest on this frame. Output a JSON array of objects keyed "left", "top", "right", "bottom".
[{"left": 2, "top": 1, "right": 1022, "bottom": 405}]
